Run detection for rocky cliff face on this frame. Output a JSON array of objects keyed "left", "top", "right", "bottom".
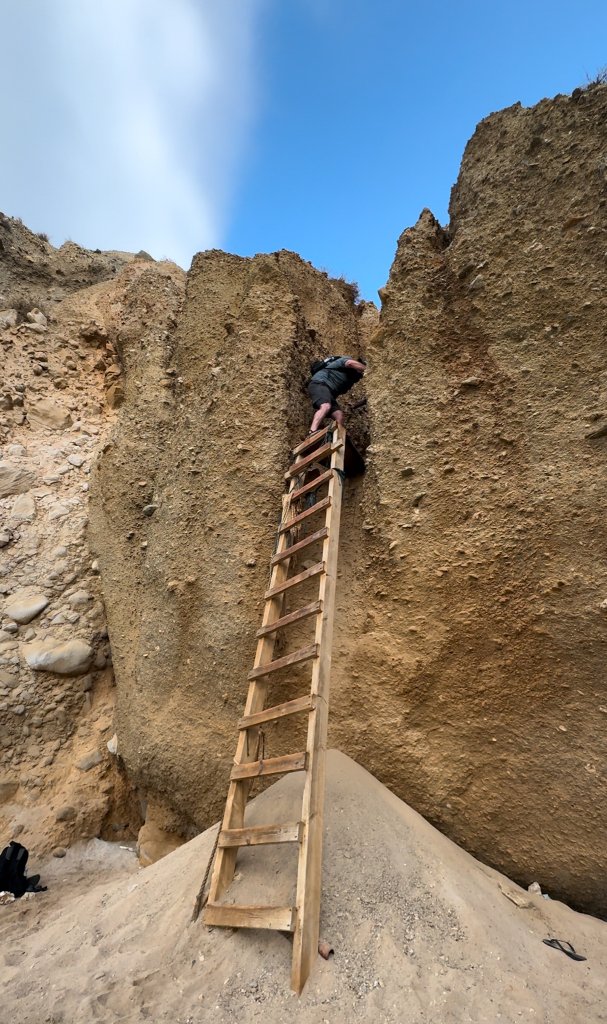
[
  {"left": 89, "top": 249, "right": 374, "bottom": 841},
  {"left": 358, "top": 84, "right": 607, "bottom": 913},
  {"left": 0, "top": 216, "right": 184, "bottom": 856},
  {"left": 90, "top": 85, "right": 607, "bottom": 914},
  {"left": 2, "top": 84, "right": 606, "bottom": 915}
]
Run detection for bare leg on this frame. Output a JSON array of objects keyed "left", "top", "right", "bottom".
[
  {"left": 310, "top": 402, "right": 332, "bottom": 433},
  {"left": 330, "top": 409, "right": 345, "bottom": 427}
]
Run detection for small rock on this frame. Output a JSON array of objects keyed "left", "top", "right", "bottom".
[
  {"left": 55, "top": 805, "right": 77, "bottom": 822},
  {"left": 11, "top": 494, "right": 36, "bottom": 522},
  {"left": 400, "top": 466, "right": 414, "bottom": 478},
  {"left": 412, "top": 492, "right": 426, "bottom": 508},
  {"left": 586, "top": 422, "right": 607, "bottom": 440},
  {"left": 245, "top": 558, "right": 256, "bottom": 567},
  {"left": 0, "top": 779, "right": 18, "bottom": 803},
  {"left": 468, "top": 274, "right": 485, "bottom": 293},
  {"left": 460, "top": 376, "right": 483, "bottom": 388},
  {"left": 107, "top": 733, "right": 118, "bottom": 755},
  {"left": 52, "top": 847, "right": 67, "bottom": 858},
  {"left": 528, "top": 881, "right": 542, "bottom": 894},
  {"left": 76, "top": 750, "right": 103, "bottom": 772},
  {"left": 48, "top": 504, "right": 69, "bottom": 521},
  {"left": 0, "top": 462, "right": 36, "bottom": 499},
  {"left": 24, "top": 639, "right": 94, "bottom": 676},
  {"left": 67, "top": 454, "right": 85, "bottom": 468},
  {"left": 142, "top": 504, "right": 158, "bottom": 517},
  {"left": 5, "top": 593, "right": 49, "bottom": 625},
  {"left": 0, "top": 308, "right": 18, "bottom": 328},
  {"left": 68, "top": 591, "right": 92, "bottom": 608},
  {"left": 27, "top": 308, "right": 48, "bottom": 327},
  {"left": 27, "top": 397, "right": 73, "bottom": 430}
]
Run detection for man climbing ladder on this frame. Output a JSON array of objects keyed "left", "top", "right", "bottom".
[
  {"left": 201, "top": 422, "right": 347, "bottom": 993},
  {"left": 307, "top": 355, "right": 367, "bottom": 433}
]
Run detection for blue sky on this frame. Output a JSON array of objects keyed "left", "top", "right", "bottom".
[{"left": 1, "top": 1, "right": 605, "bottom": 299}]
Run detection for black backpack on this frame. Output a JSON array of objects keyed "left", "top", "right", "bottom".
[
  {"left": 310, "top": 355, "right": 337, "bottom": 376},
  {"left": 0, "top": 841, "right": 46, "bottom": 897}
]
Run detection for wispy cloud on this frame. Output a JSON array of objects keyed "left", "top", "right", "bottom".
[{"left": 0, "top": 0, "right": 266, "bottom": 267}]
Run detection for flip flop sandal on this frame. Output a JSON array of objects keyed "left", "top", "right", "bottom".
[{"left": 543, "top": 938, "right": 587, "bottom": 961}]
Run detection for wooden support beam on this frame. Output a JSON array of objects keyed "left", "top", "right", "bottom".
[
  {"left": 290, "top": 470, "right": 333, "bottom": 502},
  {"left": 231, "top": 751, "right": 308, "bottom": 781},
  {"left": 270, "top": 527, "right": 328, "bottom": 566},
  {"left": 291, "top": 428, "right": 333, "bottom": 457},
  {"left": 278, "top": 496, "right": 331, "bottom": 533},
  {"left": 247, "top": 643, "right": 319, "bottom": 680},
  {"left": 284, "top": 442, "right": 337, "bottom": 480},
  {"left": 264, "top": 562, "right": 324, "bottom": 600},
  {"left": 238, "top": 694, "right": 315, "bottom": 730},
  {"left": 205, "top": 903, "right": 296, "bottom": 932},
  {"left": 218, "top": 822, "right": 302, "bottom": 848},
  {"left": 256, "top": 602, "right": 322, "bottom": 638}
]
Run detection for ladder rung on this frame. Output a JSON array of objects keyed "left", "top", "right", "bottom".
[
  {"left": 204, "top": 903, "right": 296, "bottom": 932},
  {"left": 248, "top": 643, "right": 319, "bottom": 680},
  {"left": 218, "top": 822, "right": 302, "bottom": 848},
  {"left": 231, "top": 751, "right": 308, "bottom": 780},
  {"left": 278, "top": 496, "right": 331, "bottom": 533},
  {"left": 270, "top": 527, "right": 328, "bottom": 566},
  {"left": 285, "top": 442, "right": 336, "bottom": 480},
  {"left": 238, "top": 694, "right": 315, "bottom": 729},
  {"left": 291, "top": 428, "right": 334, "bottom": 457},
  {"left": 290, "top": 470, "right": 333, "bottom": 502},
  {"left": 256, "top": 602, "right": 322, "bottom": 639},
  {"left": 264, "top": 561, "right": 324, "bottom": 599}
]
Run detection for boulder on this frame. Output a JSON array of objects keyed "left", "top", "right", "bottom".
[
  {"left": 5, "top": 593, "right": 49, "bottom": 624},
  {"left": 26, "top": 398, "right": 73, "bottom": 430},
  {"left": 0, "top": 462, "right": 35, "bottom": 498},
  {"left": 24, "top": 639, "right": 94, "bottom": 675}
]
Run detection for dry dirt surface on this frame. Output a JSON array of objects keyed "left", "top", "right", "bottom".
[{"left": 0, "top": 752, "right": 604, "bottom": 1024}]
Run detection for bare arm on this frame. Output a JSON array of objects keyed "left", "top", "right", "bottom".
[{"left": 345, "top": 359, "right": 366, "bottom": 373}]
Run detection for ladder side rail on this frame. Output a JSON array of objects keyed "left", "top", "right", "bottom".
[
  {"left": 207, "top": 486, "right": 296, "bottom": 904},
  {"left": 291, "top": 424, "right": 346, "bottom": 993},
  {"left": 206, "top": 434, "right": 326, "bottom": 907}
]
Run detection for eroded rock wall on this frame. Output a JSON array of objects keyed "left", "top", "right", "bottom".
[
  {"left": 77, "top": 85, "right": 607, "bottom": 914},
  {"left": 356, "top": 84, "right": 607, "bottom": 913},
  {"left": 89, "top": 250, "right": 373, "bottom": 835},
  {"left": 0, "top": 214, "right": 184, "bottom": 853}
]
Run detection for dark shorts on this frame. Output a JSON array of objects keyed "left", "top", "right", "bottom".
[{"left": 308, "top": 380, "right": 340, "bottom": 413}]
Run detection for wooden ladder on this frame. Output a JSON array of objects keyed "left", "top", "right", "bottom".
[{"left": 203, "top": 422, "right": 346, "bottom": 993}]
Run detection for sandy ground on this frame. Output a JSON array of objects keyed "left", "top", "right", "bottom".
[{"left": 1, "top": 751, "right": 605, "bottom": 1024}]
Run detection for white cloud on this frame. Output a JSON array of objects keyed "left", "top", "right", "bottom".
[{"left": 0, "top": 0, "right": 266, "bottom": 267}]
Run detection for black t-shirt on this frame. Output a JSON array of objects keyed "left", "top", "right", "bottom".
[{"left": 310, "top": 356, "right": 362, "bottom": 396}]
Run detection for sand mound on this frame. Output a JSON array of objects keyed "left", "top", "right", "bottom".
[{"left": 1, "top": 752, "right": 604, "bottom": 1023}]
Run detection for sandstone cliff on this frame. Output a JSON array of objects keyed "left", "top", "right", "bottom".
[
  {"left": 0, "top": 215, "right": 184, "bottom": 856},
  {"left": 1, "top": 84, "right": 606, "bottom": 917},
  {"left": 357, "top": 84, "right": 607, "bottom": 914}
]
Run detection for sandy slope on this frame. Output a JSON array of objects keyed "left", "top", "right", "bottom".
[{"left": 1, "top": 751, "right": 605, "bottom": 1023}]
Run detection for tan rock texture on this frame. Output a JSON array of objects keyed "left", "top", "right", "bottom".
[
  {"left": 90, "top": 85, "right": 607, "bottom": 918},
  {"left": 356, "top": 84, "right": 607, "bottom": 914},
  {"left": 89, "top": 249, "right": 372, "bottom": 833},
  {"left": 0, "top": 213, "right": 183, "bottom": 853}
]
